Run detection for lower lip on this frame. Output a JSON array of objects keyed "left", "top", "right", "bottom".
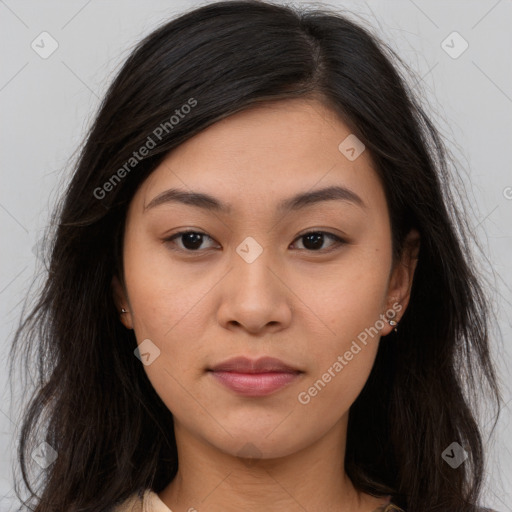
[{"left": 209, "top": 371, "right": 301, "bottom": 396}]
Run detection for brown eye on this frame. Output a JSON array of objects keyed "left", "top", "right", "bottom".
[
  {"left": 163, "top": 230, "right": 346, "bottom": 254},
  {"left": 291, "top": 231, "right": 346, "bottom": 252},
  {"left": 164, "top": 231, "right": 217, "bottom": 252}
]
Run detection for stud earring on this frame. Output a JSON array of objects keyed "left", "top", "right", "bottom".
[
  {"left": 388, "top": 319, "right": 398, "bottom": 332},
  {"left": 121, "top": 308, "right": 128, "bottom": 314}
]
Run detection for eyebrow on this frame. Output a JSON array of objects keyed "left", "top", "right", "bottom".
[{"left": 144, "top": 185, "right": 366, "bottom": 213}]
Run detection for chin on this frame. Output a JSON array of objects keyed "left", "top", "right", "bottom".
[{"left": 207, "top": 427, "right": 310, "bottom": 462}]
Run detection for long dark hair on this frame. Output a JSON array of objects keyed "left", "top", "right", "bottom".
[{"left": 9, "top": 1, "right": 502, "bottom": 511}]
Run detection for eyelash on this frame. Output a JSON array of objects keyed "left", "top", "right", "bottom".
[{"left": 163, "top": 230, "right": 347, "bottom": 254}]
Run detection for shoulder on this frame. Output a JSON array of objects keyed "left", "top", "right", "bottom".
[
  {"left": 111, "top": 493, "right": 143, "bottom": 512},
  {"left": 111, "top": 489, "right": 173, "bottom": 512},
  {"left": 372, "top": 503, "right": 405, "bottom": 512},
  {"left": 369, "top": 495, "right": 405, "bottom": 512},
  {"left": 377, "top": 505, "right": 405, "bottom": 512}
]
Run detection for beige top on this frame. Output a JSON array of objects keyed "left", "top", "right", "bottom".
[
  {"left": 113, "top": 490, "right": 405, "bottom": 512},
  {"left": 113, "top": 489, "right": 172, "bottom": 512},
  {"left": 114, "top": 489, "right": 503, "bottom": 512}
]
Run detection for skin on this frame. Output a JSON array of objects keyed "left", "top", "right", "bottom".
[{"left": 113, "top": 97, "right": 420, "bottom": 512}]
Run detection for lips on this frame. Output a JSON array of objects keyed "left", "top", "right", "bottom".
[
  {"left": 209, "top": 356, "right": 301, "bottom": 374},
  {"left": 208, "top": 356, "right": 303, "bottom": 397}
]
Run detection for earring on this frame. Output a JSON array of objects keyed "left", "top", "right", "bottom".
[
  {"left": 121, "top": 308, "right": 128, "bottom": 314},
  {"left": 388, "top": 319, "right": 398, "bottom": 332}
]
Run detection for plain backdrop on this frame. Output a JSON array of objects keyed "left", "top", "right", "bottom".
[{"left": 1, "top": 0, "right": 511, "bottom": 510}]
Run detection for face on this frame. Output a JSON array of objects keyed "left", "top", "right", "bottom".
[{"left": 113, "top": 98, "right": 419, "bottom": 460}]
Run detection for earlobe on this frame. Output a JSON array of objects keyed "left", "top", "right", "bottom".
[{"left": 111, "top": 276, "right": 134, "bottom": 330}]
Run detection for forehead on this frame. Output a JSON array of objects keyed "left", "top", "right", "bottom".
[
  {"left": 166, "top": 98, "right": 359, "bottom": 169},
  {"left": 136, "top": 98, "right": 387, "bottom": 216}
]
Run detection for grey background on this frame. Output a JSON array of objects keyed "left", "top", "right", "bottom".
[{"left": 1, "top": 0, "right": 511, "bottom": 510}]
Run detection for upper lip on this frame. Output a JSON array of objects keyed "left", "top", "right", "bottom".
[{"left": 209, "top": 356, "right": 302, "bottom": 374}]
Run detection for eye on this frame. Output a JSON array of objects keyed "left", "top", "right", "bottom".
[
  {"left": 164, "top": 231, "right": 218, "bottom": 252},
  {"left": 290, "top": 231, "right": 346, "bottom": 252},
  {"left": 163, "top": 230, "right": 346, "bottom": 253}
]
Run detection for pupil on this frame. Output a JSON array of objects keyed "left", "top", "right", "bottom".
[
  {"left": 183, "top": 233, "right": 203, "bottom": 250},
  {"left": 304, "top": 233, "right": 323, "bottom": 250}
]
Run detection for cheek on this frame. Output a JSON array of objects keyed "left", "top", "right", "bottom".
[
  {"left": 294, "top": 243, "right": 391, "bottom": 410},
  {"left": 122, "top": 247, "right": 210, "bottom": 417},
  {"left": 295, "top": 287, "right": 385, "bottom": 429},
  {"left": 121, "top": 236, "right": 211, "bottom": 387},
  {"left": 301, "top": 241, "right": 391, "bottom": 338},
  {"left": 123, "top": 233, "right": 199, "bottom": 331}
]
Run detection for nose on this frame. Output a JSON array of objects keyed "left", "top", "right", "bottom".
[{"left": 216, "top": 244, "right": 292, "bottom": 335}]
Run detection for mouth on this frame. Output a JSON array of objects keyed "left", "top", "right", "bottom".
[{"left": 207, "top": 356, "right": 304, "bottom": 397}]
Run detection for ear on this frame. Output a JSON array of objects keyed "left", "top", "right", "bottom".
[
  {"left": 112, "top": 275, "right": 133, "bottom": 330},
  {"left": 381, "top": 229, "right": 421, "bottom": 336}
]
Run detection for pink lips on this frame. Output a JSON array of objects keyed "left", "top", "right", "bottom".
[{"left": 208, "top": 356, "right": 303, "bottom": 397}]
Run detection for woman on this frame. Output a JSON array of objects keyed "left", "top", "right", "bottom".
[{"left": 10, "top": 1, "right": 502, "bottom": 511}]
